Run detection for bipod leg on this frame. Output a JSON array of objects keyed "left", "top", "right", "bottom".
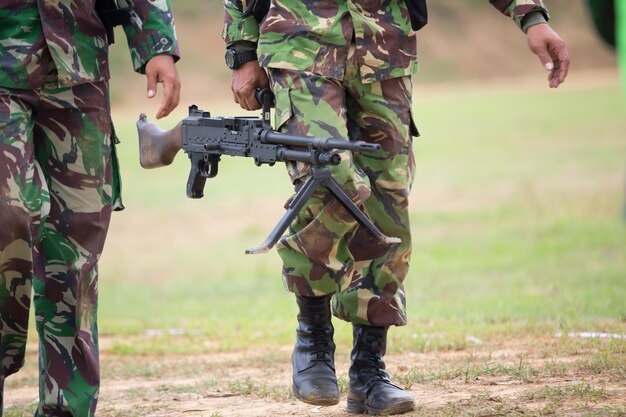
[
  {"left": 322, "top": 176, "right": 401, "bottom": 245},
  {"left": 246, "top": 175, "right": 321, "bottom": 254}
]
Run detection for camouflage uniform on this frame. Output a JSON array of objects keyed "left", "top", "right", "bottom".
[
  {"left": 223, "top": 0, "right": 548, "bottom": 327},
  {"left": 0, "top": 1, "right": 179, "bottom": 416}
]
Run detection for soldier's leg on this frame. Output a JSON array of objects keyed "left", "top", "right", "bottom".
[
  {"left": 270, "top": 68, "right": 371, "bottom": 296},
  {"left": 32, "top": 82, "right": 115, "bottom": 417},
  {"left": 337, "top": 70, "right": 417, "bottom": 414},
  {"left": 333, "top": 74, "right": 415, "bottom": 327},
  {"left": 0, "top": 88, "right": 50, "bottom": 410},
  {"left": 268, "top": 69, "right": 373, "bottom": 405}
]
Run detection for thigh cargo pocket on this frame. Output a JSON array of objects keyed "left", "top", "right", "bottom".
[
  {"left": 109, "top": 118, "right": 124, "bottom": 211},
  {"left": 271, "top": 84, "right": 311, "bottom": 185},
  {"left": 273, "top": 85, "right": 294, "bottom": 132}
]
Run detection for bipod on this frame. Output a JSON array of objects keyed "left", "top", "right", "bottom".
[{"left": 246, "top": 165, "right": 402, "bottom": 254}]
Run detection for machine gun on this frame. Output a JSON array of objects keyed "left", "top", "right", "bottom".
[{"left": 136, "top": 90, "right": 401, "bottom": 254}]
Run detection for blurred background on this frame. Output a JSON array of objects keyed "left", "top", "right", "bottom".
[
  {"left": 107, "top": 0, "right": 620, "bottom": 112},
  {"left": 97, "top": 0, "right": 624, "bottom": 351}
]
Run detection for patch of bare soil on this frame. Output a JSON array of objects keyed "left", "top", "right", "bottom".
[{"left": 5, "top": 338, "right": 625, "bottom": 416}]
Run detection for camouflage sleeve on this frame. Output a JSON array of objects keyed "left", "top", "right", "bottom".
[
  {"left": 123, "top": 0, "right": 181, "bottom": 74},
  {"left": 489, "top": 0, "right": 550, "bottom": 30},
  {"left": 222, "top": 0, "right": 260, "bottom": 47}
]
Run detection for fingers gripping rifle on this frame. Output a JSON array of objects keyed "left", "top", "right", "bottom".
[{"left": 136, "top": 90, "right": 401, "bottom": 254}]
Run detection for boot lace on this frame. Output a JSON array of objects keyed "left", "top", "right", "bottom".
[
  {"left": 358, "top": 331, "right": 392, "bottom": 384},
  {"left": 359, "top": 356, "right": 390, "bottom": 384},
  {"left": 308, "top": 329, "right": 334, "bottom": 366}
]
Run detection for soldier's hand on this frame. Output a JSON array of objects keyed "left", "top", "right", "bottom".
[
  {"left": 526, "top": 24, "right": 570, "bottom": 88},
  {"left": 145, "top": 55, "right": 181, "bottom": 119},
  {"left": 231, "top": 61, "right": 270, "bottom": 111}
]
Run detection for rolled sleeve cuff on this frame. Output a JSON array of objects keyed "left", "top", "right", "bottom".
[
  {"left": 505, "top": 1, "right": 550, "bottom": 31},
  {"left": 521, "top": 10, "right": 548, "bottom": 33},
  {"left": 229, "top": 40, "right": 257, "bottom": 53},
  {"left": 129, "top": 31, "right": 181, "bottom": 74},
  {"left": 222, "top": 14, "right": 259, "bottom": 46}
]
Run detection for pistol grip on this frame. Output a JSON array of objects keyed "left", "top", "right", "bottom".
[
  {"left": 187, "top": 169, "right": 207, "bottom": 199},
  {"left": 186, "top": 154, "right": 219, "bottom": 199}
]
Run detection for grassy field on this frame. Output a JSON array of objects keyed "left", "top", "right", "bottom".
[
  {"left": 99, "top": 78, "right": 626, "bottom": 350},
  {"left": 4, "top": 77, "right": 626, "bottom": 416}
]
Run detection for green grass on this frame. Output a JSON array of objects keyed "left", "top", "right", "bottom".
[
  {"left": 226, "top": 376, "right": 292, "bottom": 400},
  {"left": 90, "top": 82, "right": 626, "bottom": 353},
  {"left": 4, "top": 404, "right": 37, "bottom": 417}
]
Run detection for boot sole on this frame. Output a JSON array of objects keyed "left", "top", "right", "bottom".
[
  {"left": 293, "top": 388, "right": 340, "bottom": 406},
  {"left": 346, "top": 398, "right": 415, "bottom": 415}
]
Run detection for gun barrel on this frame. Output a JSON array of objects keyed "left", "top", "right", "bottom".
[
  {"left": 136, "top": 114, "right": 183, "bottom": 169},
  {"left": 277, "top": 149, "right": 341, "bottom": 165},
  {"left": 260, "top": 130, "right": 381, "bottom": 153}
]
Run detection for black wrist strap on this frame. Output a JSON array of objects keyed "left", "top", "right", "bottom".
[{"left": 236, "top": 50, "right": 257, "bottom": 67}]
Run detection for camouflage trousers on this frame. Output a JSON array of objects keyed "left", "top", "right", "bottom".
[
  {"left": 270, "top": 46, "right": 417, "bottom": 327},
  {"left": 0, "top": 81, "right": 119, "bottom": 417}
]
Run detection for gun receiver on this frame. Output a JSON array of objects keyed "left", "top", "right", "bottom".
[{"left": 136, "top": 90, "right": 401, "bottom": 253}]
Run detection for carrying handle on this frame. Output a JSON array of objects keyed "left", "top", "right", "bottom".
[{"left": 255, "top": 89, "right": 274, "bottom": 128}]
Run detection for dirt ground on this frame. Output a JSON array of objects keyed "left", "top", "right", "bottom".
[{"left": 5, "top": 337, "right": 625, "bottom": 417}]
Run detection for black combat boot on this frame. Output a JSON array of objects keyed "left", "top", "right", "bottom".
[
  {"left": 347, "top": 324, "right": 415, "bottom": 415},
  {"left": 292, "top": 294, "right": 340, "bottom": 405}
]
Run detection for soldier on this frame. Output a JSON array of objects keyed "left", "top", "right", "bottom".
[
  {"left": 223, "top": 0, "right": 569, "bottom": 415},
  {"left": 0, "top": 1, "right": 180, "bottom": 416}
]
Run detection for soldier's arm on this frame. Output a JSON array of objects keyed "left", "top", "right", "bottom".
[
  {"left": 124, "top": 0, "right": 181, "bottom": 118},
  {"left": 223, "top": 0, "right": 269, "bottom": 111},
  {"left": 489, "top": 0, "right": 569, "bottom": 87},
  {"left": 223, "top": 0, "right": 260, "bottom": 46}
]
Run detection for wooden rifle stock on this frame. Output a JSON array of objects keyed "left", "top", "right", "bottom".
[{"left": 136, "top": 113, "right": 183, "bottom": 169}]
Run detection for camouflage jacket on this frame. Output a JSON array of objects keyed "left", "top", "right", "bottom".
[
  {"left": 223, "top": 0, "right": 549, "bottom": 84},
  {"left": 0, "top": 0, "right": 180, "bottom": 89}
]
